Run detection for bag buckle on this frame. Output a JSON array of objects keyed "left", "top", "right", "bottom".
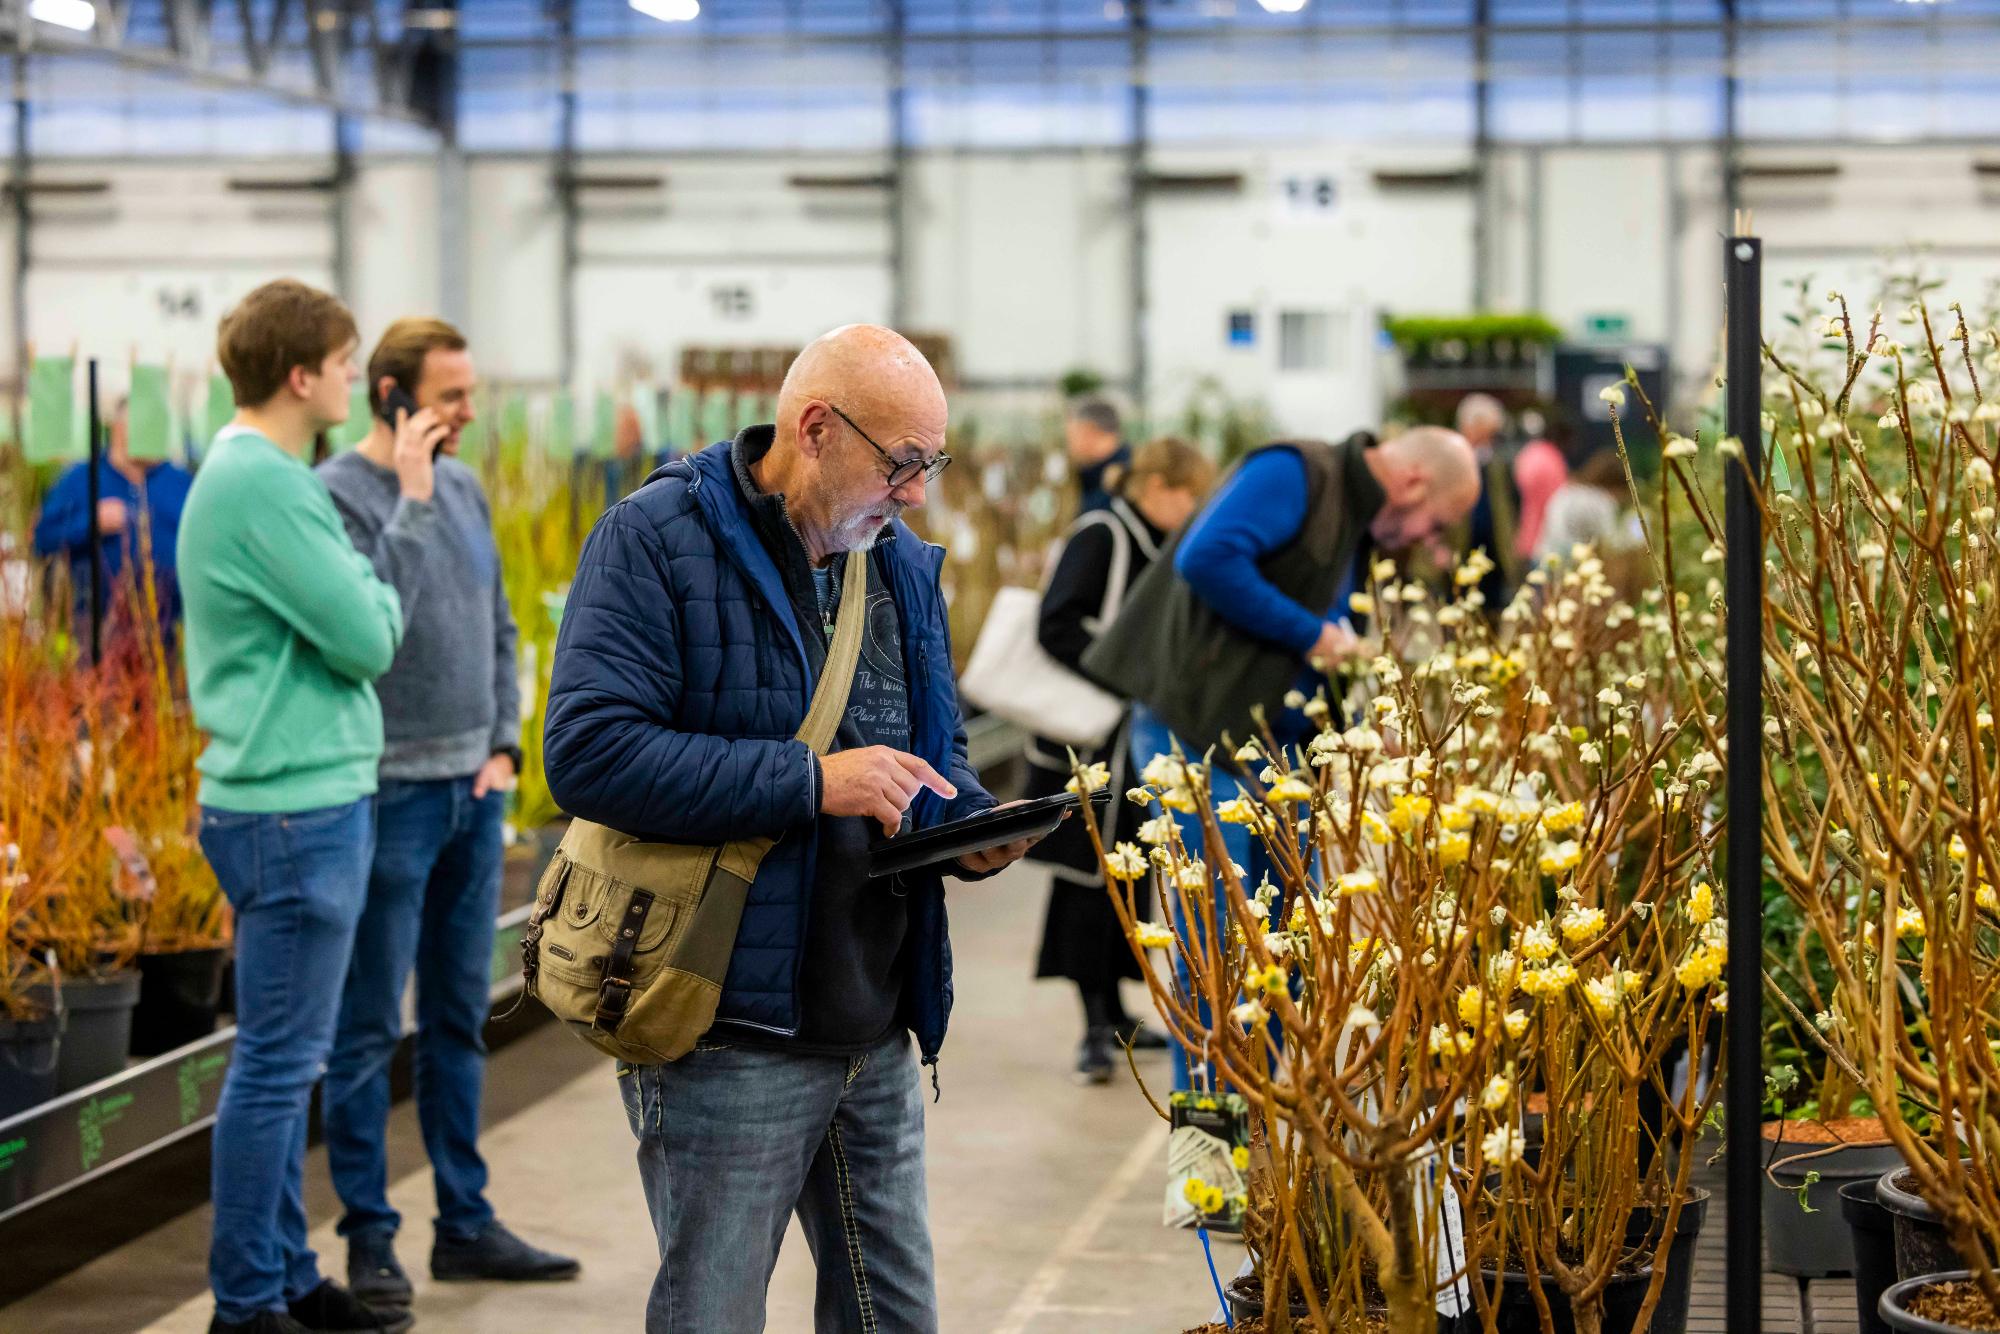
[{"left": 593, "top": 975, "right": 633, "bottom": 1033}]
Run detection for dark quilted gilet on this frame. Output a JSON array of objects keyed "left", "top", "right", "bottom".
[{"left": 542, "top": 440, "right": 989, "bottom": 1062}]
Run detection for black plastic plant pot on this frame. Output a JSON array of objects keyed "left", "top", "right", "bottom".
[
  {"left": 0, "top": 1009, "right": 61, "bottom": 1119},
  {"left": 1879, "top": 1170, "right": 1982, "bottom": 1283},
  {"left": 36, "top": 971, "right": 141, "bottom": 1094},
  {"left": 1880, "top": 1270, "right": 2000, "bottom": 1333},
  {"left": 1844, "top": 1178, "right": 1898, "bottom": 1334},
  {"left": 1223, "top": 1274, "right": 1312, "bottom": 1325},
  {"left": 130, "top": 947, "right": 230, "bottom": 1057},
  {"left": 1469, "top": 1266, "right": 1656, "bottom": 1334},
  {"left": 1765, "top": 1134, "right": 1908, "bottom": 1277},
  {"left": 1222, "top": 1276, "right": 1460, "bottom": 1333},
  {"left": 1624, "top": 1187, "right": 1710, "bottom": 1334}
]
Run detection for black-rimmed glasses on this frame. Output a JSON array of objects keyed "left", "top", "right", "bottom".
[{"left": 826, "top": 402, "right": 951, "bottom": 488}]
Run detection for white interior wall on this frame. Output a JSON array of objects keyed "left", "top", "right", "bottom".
[
  {"left": 465, "top": 156, "right": 563, "bottom": 383},
  {"left": 1147, "top": 145, "right": 1476, "bottom": 440},
  {"left": 8, "top": 140, "right": 2000, "bottom": 435},
  {"left": 905, "top": 152, "right": 1130, "bottom": 390},
  {"left": 348, "top": 159, "right": 443, "bottom": 347}
]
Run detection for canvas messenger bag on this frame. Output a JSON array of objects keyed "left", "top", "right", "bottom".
[{"left": 518, "top": 547, "right": 868, "bottom": 1064}]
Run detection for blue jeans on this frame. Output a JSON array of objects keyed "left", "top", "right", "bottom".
[
  {"left": 323, "top": 775, "right": 505, "bottom": 1242},
  {"left": 619, "top": 1032, "right": 936, "bottom": 1334},
  {"left": 199, "top": 798, "right": 376, "bottom": 1324},
  {"left": 1128, "top": 704, "right": 1279, "bottom": 1093}
]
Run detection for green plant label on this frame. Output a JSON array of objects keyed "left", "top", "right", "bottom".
[
  {"left": 26, "top": 356, "right": 76, "bottom": 464},
  {"left": 126, "top": 363, "right": 172, "bottom": 461}
]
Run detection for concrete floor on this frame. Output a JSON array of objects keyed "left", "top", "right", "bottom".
[{"left": 0, "top": 861, "right": 1237, "bottom": 1334}]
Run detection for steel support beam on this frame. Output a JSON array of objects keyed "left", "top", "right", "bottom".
[
  {"left": 1471, "top": 0, "right": 1492, "bottom": 311},
  {"left": 0, "top": 0, "right": 446, "bottom": 129},
  {"left": 885, "top": 0, "right": 909, "bottom": 331},
  {"left": 1721, "top": 224, "right": 1763, "bottom": 1334},
  {"left": 554, "top": 0, "right": 578, "bottom": 389},
  {"left": 439, "top": 141, "right": 467, "bottom": 328},
  {"left": 463, "top": 10, "right": 1972, "bottom": 54},
  {"left": 10, "top": 42, "right": 25, "bottom": 407},
  {"left": 331, "top": 109, "right": 358, "bottom": 302},
  {"left": 1126, "top": 0, "right": 1148, "bottom": 417},
  {"left": 1721, "top": 0, "right": 1742, "bottom": 227}
]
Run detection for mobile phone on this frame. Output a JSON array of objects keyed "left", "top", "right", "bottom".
[
  {"left": 377, "top": 385, "right": 446, "bottom": 458},
  {"left": 377, "top": 383, "right": 419, "bottom": 426}
]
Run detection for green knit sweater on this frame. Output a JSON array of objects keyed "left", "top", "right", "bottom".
[{"left": 177, "top": 426, "right": 404, "bottom": 812}]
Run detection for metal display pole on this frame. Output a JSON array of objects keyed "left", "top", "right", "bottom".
[
  {"left": 1722, "top": 224, "right": 1763, "bottom": 1334},
  {"left": 86, "top": 356, "right": 102, "bottom": 665}
]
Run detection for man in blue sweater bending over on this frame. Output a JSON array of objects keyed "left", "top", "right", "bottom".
[{"left": 1083, "top": 425, "right": 1480, "bottom": 1088}]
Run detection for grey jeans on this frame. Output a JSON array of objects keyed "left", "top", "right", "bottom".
[{"left": 618, "top": 1031, "right": 938, "bottom": 1334}]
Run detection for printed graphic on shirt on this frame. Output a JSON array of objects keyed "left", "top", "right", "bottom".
[{"left": 848, "top": 584, "right": 911, "bottom": 751}]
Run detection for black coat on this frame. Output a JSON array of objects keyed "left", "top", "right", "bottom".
[{"left": 1026, "top": 498, "right": 1162, "bottom": 990}]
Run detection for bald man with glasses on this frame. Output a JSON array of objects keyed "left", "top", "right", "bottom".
[{"left": 544, "top": 325, "right": 1037, "bottom": 1333}]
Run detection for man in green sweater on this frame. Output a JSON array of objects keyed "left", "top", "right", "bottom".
[{"left": 178, "top": 279, "right": 416, "bottom": 1334}]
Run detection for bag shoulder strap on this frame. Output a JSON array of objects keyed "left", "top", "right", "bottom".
[{"left": 796, "top": 547, "right": 868, "bottom": 756}]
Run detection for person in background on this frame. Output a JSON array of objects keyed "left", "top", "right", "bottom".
[
  {"left": 316, "top": 319, "right": 576, "bottom": 1311},
  {"left": 1512, "top": 410, "right": 1569, "bottom": 561},
  {"left": 1534, "top": 447, "right": 1630, "bottom": 564},
  {"left": 543, "top": 325, "right": 1039, "bottom": 1332},
  {"left": 1065, "top": 398, "right": 1131, "bottom": 513},
  {"left": 1083, "top": 426, "right": 1481, "bottom": 1092},
  {"left": 1452, "top": 392, "right": 1522, "bottom": 604},
  {"left": 1026, "top": 437, "right": 1217, "bottom": 1084},
  {"left": 32, "top": 397, "right": 194, "bottom": 648},
  {"left": 177, "top": 279, "right": 409, "bottom": 1334}
]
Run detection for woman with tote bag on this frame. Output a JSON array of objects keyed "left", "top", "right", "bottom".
[{"left": 1023, "top": 438, "right": 1215, "bottom": 1083}]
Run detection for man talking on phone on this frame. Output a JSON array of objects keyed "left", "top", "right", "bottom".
[{"left": 316, "top": 319, "right": 578, "bottom": 1309}]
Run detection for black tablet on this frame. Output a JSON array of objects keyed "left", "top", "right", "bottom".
[{"left": 868, "top": 788, "right": 1112, "bottom": 878}]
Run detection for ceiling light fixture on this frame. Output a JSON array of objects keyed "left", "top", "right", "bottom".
[
  {"left": 30, "top": 0, "right": 95, "bottom": 31},
  {"left": 631, "top": 0, "right": 700, "bottom": 21},
  {"left": 1254, "top": 0, "right": 1307, "bottom": 11}
]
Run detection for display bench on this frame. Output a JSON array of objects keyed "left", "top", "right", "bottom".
[
  {"left": 0, "top": 902, "right": 534, "bottom": 1225},
  {"left": 0, "top": 902, "right": 538, "bottom": 1304}
]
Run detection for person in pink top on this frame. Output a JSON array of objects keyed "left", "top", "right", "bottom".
[{"left": 1513, "top": 410, "right": 1569, "bottom": 559}]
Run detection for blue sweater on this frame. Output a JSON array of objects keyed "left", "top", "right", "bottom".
[
  {"left": 32, "top": 458, "right": 193, "bottom": 628},
  {"left": 1174, "top": 448, "right": 1323, "bottom": 653},
  {"left": 1173, "top": 446, "right": 1372, "bottom": 736}
]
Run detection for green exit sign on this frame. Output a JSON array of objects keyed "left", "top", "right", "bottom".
[{"left": 1582, "top": 313, "right": 1630, "bottom": 339}]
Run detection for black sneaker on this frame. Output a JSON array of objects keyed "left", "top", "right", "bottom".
[
  {"left": 347, "top": 1230, "right": 414, "bottom": 1308},
  {"left": 287, "top": 1279, "right": 415, "bottom": 1334},
  {"left": 1115, "top": 1020, "right": 1170, "bottom": 1051},
  {"left": 1076, "top": 1025, "right": 1116, "bottom": 1085},
  {"left": 431, "top": 1221, "right": 580, "bottom": 1283},
  {"left": 208, "top": 1313, "right": 312, "bottom": 1334}
]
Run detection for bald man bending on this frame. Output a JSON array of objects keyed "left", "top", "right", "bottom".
[
  {"left": 544, "top": 325, "right": 1028, "bottom": 1333},
  {"left": 1084, "top": 424, "right": 1479, "bottom": 1090}
]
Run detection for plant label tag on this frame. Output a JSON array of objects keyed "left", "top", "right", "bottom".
[{"left": 1417, "top": 1147, "right": 1472, "bottom": 1317}]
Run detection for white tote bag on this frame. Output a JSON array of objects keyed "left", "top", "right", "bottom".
[{"left": 959, "top": 503, "right": 1147, "bottom": 748}]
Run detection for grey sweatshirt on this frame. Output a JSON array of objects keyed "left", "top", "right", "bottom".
[{"left": 317, "top": 450, "right": 520, "bottom": 781}]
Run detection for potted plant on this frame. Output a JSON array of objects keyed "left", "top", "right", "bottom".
[
  {"left": 94, "top": 572, "right": 231, "bottom": 1057},
  {"left": 1089, "top": 531, "right": 1720, "bottom": 1333},
  {"left": 0, "top": 829, "right": 61, "bottom": 1119},
  {"left": 1724, "top": 293, "right": 2000, "bottom": 1330},
  {"left": 2, "top": 574, "right": 142, "bottom": 1094}
]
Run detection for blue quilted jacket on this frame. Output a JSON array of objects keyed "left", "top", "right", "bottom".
[{"left": 542, "top": 438, "right": 992, "bottom": 1065}]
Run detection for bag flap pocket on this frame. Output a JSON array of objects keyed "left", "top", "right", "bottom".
[{"left": 560, "top": 872, "right": 604, "bottom": 931}]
